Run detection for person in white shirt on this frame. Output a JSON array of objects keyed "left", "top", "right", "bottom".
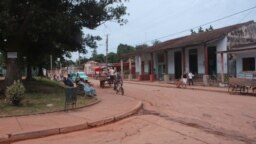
[{"left": 188, "top": 72, "right": 194, "bottom": 85}]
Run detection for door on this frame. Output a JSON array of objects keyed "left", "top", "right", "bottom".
[
  {"left": 208, "top": 47, "right": 217, "bottom": 75},
  {"left": 158, "top": 65, "right": 163, "bottom": 80},
  {"left": 141, "top": 61, "right": 145, "bottom": 75},
  {"left": 189, "top": 49, "right": 198, "bottom": 74},
  {"left": 174, "top": 51, "right": 182, "bottom": 79}
]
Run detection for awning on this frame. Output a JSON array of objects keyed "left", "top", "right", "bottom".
[{"left": 94, "top": 66, "right": 102, "bottom": 71}]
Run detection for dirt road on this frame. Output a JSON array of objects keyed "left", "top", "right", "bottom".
[{"left": 15, "top": 82, "right": 256, "bottom": 144}]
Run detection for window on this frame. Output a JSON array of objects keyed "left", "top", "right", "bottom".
[{"left": 242, "top": 57, "right": 255, "bottom": 71}]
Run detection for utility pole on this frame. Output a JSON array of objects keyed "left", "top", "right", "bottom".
[{"left": 106, "top": 34, "right": 108, "bottom": 69}]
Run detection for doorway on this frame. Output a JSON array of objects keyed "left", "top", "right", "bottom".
[
  {"left": 189, "top": 49, "right": 198, "bottom": 74},
  {"left": 174, "top": 51, "right": 182, "bottom": 79},
  {"left": 208, "top": 47, "right": 217, "bottom": 75}
]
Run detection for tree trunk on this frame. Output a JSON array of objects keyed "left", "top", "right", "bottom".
[
  {"left": 5, "top": 58, "right": 20, "bottom": 86},
  {"left": 26, "top": 62, "right": 32, "bottom": 81}
]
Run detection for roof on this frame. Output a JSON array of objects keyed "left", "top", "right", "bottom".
[{"left": 122, "top": 21, "right": 255, "bottom": 58}]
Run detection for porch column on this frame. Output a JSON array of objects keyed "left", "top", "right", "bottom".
[
  {"left": 120, "top": 59, "right": 124, "bottom": 79},
  {"left": 164, "top": 50, "right": 169, "bottom": 82},
  {"left": 203, "top": 44, "right": 209, "bottom": 86},
  {"left": 150, "top": 53, "right": 155, "bottom": 81},
  {"left": 128, "top": 58, "right": 132, "bottom": 80},
  {"left": 221, "top": 53, "right": 224, "bottom": 83},
  {"left": 137, "top": 55, "right": 142, "bottom": 80}
]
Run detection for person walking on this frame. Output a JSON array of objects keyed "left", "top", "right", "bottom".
[{"left": 188, "top": 72, "right": 194, "bottom": 85}]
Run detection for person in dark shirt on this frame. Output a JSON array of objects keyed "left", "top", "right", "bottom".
[{"left": 63, "top": 74, "right": 74, "bottom": 87}]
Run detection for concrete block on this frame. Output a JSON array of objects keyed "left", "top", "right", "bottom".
[
  {"left": 9, "top": 128, "right": 60, "bottom": 142},
  {"left": 60, "top": 123, "right": 88, "bottom": 134}
]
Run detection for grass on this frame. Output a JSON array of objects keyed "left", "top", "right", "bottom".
[{"left": 0, "top": 77, "right": 98, "bottom": 117}]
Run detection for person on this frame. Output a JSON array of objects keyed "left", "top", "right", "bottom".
[
  {"left": 182, "top": 72, "right": 187, "bottom": 88},
  {"left": 188, "top": 72, "right": 194, "bottom": 85},
  {"left": 109, "top": 67, "right": 115, "bottom": 81},
  {"left": 113, "top": 71, "right": 123, "bottom": 90},
  {"left": 78, "top": 80, "right": 96, "bottom": 97},
  {"left": 63, "top": 74, "right": 74, "bottom": 87}
]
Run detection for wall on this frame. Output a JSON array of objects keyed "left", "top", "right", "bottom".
[
  {"left": 208, "top": 37, "right": 228, "bottom": 74},
  {"left": 236, "top": 52, "right": 256, "bottom": 74},
  {"left": 135, "top": 56, "right": 141, "bottom": 74},
  {"left": 227, "top": 22, "right": 256, "bottom": 76},
  {"left": 227, "top": 23, "right": 256, "bottom": 48}
]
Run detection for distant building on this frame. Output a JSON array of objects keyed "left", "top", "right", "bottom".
[
  {"left": 122, "top": 21, "right": 256, "bottom": 84},
  {"left": 84, "top": 61, "right": 99, "bottom": 76}
]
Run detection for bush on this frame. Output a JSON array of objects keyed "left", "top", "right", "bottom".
[{"left": 6, "top": 80, "right": 26, "bottom": 106}]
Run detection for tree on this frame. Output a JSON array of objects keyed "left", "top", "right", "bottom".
[
  {"left": 107, "top": 52, "right": 119, "bottom": 63},
  {"left": 135, "top": 44, "right": 148, "bottom": 50},
  {"left": 92, "top": 54, "right": 105, "bottom": 63},
  {"left": 190, "top": 29, "right": 197, "bottom": 35},
  {"left": 152, "top": 40, "right": 161, "bottom": 46},
  {"left": 0, "top": 0, "right": 128, "bottom": 88},
  {"left": 190, "top": 25, "right": 214, "bottom": 35},
  {"left": 205, "top": 25, "right": 214, "bottom": 32},
  {"left": 117, "top": 44, "right": 135, "bottom": 55},
  {"left": 198, "top": 26, "right": 204, "bottom": 33},
  {"left": 91, "top": 49, "right": 98, "bottom": 60}
]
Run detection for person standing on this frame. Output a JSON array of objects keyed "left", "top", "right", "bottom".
[
  {"left": 182, "top": 72, "right": 187, "bottom": 88},
  {"left": 188, "top": 72, "right": 194, "bottom": 85}
]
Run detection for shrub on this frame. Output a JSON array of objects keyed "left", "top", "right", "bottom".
[{"left": 6, "top": 80, "right": 26, "bottom": 106}]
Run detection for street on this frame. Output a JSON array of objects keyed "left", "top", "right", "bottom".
[{"left": 15, "top": 81, "right": 256, "bottom": 144}]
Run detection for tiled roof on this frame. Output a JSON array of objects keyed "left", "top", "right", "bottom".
[{"left": 122, "top": 21, "right": 254, "bottom": 58}]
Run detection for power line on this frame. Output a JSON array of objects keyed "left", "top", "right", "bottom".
[{"left": 137, "top": 4, "right": 256, "bottom": 45}]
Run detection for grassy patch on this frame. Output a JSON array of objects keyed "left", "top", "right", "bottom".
[{"left": 0, "top": 77, "right": 97, "bottom": 117}]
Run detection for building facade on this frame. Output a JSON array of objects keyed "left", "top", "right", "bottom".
[{"left": 123, "top": 21, "right": 256, "bottom": 84}]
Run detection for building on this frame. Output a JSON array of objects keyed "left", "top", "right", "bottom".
[
  {"left": 122, "top": 21, "right": 256, "bottom": 84},
  {"left": 84, "top": 61, "right": 99, "bottom": 76}
]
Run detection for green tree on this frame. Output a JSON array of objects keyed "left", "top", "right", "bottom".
[
  {"left": 107, "top": 52, "right": 119, "bottom": 63},
  {"left": 205, "top": 25, "right": 214, "bottom": 32},
  {"left": 152, "top": 40, "right": 161, "bottom": 46},
  {"left": 117, "top": 44, "right": 135, "bottom": 55},
  {"left": 135, "top": 44, "right": 148, "bottom": 50},
  {"left": 198, "top": 26, "right": 204, "bottom": 33},
  {"left": 191, "top": 25, "right": 214, "bottom": 35},
  {"left": 93, "top": 54, "right": 105, "bottom": 63},
  {"left": 190, "top": 29, "right": 197, "bottom": 35},
  {"left": 0, "top": 0, "right": 128, "bottom": 88}
]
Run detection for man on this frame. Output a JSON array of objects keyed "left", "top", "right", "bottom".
[
  {"left": 188, "top": 72, "right": 194, "bottom": 85},
  {"left": 63, "top": 74, "right": 74, "bottom": 87}
]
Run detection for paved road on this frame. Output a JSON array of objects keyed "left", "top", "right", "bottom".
[{"left": 16, "top": 81, "right": 256, "bottom": 144}]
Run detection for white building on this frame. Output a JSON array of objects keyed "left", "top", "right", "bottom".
[{"left": 123, "top": 21, "right": 256, "bottom": 84}]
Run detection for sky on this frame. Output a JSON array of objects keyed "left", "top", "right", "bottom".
[{"left": 71, "top": 0, "right": 256, "bottom": 61}]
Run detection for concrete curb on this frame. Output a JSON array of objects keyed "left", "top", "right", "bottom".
[
  {"left": 125, "top": 81, "right": 227, "bottom": 94},
  {"left": 4, "top": 101, "right": 143, "bottom": 143},
  {"left": 0, "top": 135, "right": 9, "bottom": 144}
]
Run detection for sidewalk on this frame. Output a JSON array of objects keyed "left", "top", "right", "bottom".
[
  {"left": 0, "top": 87, "right": 142, "bottom": 143},
  {"left": 124, "top": 80, "right": 228, "bottom": 93}
]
